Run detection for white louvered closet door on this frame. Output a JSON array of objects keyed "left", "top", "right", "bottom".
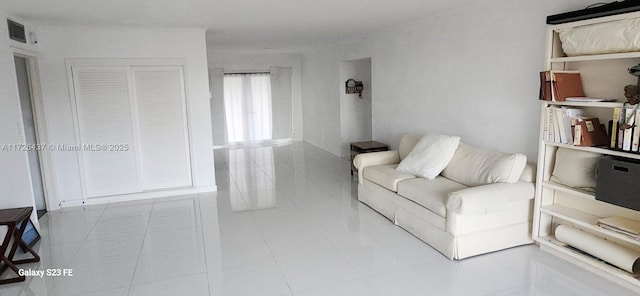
[
  {"left": 132, "top": 66, "right": 192, "bottom": 190},
  {"left": 72, "top": 67, "right": 142, "bottom": 197}
]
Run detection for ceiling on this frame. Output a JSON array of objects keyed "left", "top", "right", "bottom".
[{"left": 4, "top": 0, "right": 472, "bottom": 53}]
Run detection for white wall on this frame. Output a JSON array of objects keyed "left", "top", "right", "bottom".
[
  {"left": 207, "top": 52, "right": 303, "bottom": 141},
  {"left": 37, "top": 26, "right": 216, "bottom": 206},
  {"left": 0, "top": 13, "right": 41, "bottom": 225},
  {"left": 339, "top": 58, "right": 372, "bottom": 157},
  {"left": 302, "top": 0, "right": 595, "bottom": 160}
]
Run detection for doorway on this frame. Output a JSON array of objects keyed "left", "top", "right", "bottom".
[
  {"left": 14, "top": 55, "right": 47, "bottom": 215},
  {"left": 339, "top": 58, "right": 373, "bottom": 158}
]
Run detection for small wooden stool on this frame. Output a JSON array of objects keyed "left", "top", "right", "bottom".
[
  {"left": 350, "top": 141, "right": 389, "bottom": 175},
  {"left": 0, "top": 207, "right": 40, "bottom": 285}
]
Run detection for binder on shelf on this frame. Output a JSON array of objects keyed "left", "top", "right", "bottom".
[
  {"left": 618, "top": 125, "right": 625, "bottom": 150},
  {"left": 550, "top": 106, "right": 561, "bottom": 143},
  {"left": 622, "top": 107, "right": 635, "bottom": 151},
  {"left": 554, "top": 108, "right": 568, "bottom": 143},
  {"left": 632, "top": 108, "right": 640, "bottom": 152},
  {"left": 543, "top": 107, "right": 552, "bottom": 141},
  {"left": 578, "top": 118, "right": 609, "bottom": 147},
  {"left": 623, "top": 126, "right": 634, "bottom": 151},
  {"left": 551, "top": 71, "right": 585, "bottom": 102},
  {"left": 615, "top": 106, "right": 639, "bottom": 151}
]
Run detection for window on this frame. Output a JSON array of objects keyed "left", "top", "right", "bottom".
[{"left": 223, "top": 73, "right": 273, "bottom": 143}]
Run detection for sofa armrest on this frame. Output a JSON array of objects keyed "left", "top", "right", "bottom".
[
  {"left": 353, "top": 150, "right": 401, "bottom": 184},
  {"left": 446, "top": 182, "right": 535, "bottom": 215}
]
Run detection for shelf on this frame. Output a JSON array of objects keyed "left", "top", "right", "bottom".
[
  {"left": 544, "top": 101, "right": 623, "bottom": 108},
  {"left": 540, "top": 204, "right": 599, "bottom": 229},
  {"left": 543, "top": 141, "right": 640, "bottom": 161},
  {"left": 540, "top": 204, "right": 640, "bottom": 247},
  {"left": 541, "top": 181, "right": 595, "bottom": 200},
  {"left": 550, "top": 51, "right": 640, "bottom": 63},
  {"left": 535, "top": 235, "right": 640, "bottom": 288},
  {"left": 538, "top": 11, "right": 640, "bottom": 290}
]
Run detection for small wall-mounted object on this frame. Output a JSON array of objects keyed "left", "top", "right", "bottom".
[
  {"left": 29, "top": 32, "right": 38, "bottom": 44},
  {"left": 7, "top": 19, "right": 26, "bottom": 43},
  {"left": 345, "top": 79, "right": 364, "bottom": 98}
]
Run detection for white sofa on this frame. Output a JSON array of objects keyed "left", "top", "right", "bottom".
[{"left": 354, "top": 133, "right": 536, "bottom": 260}]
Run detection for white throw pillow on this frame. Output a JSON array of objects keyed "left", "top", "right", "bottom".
[
  {"left": 396, "top": 133, "right": 460, "bottom": 180},
  {"left": 550, "top": 147, "right": 600, "bottom": 191}
]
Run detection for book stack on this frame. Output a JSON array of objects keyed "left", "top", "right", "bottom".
[
  {"left": 539, "top": 71, "right": 585, "bottom": 102},
  {"left": 610, "top": 105, "right": 640, "bottom": 153},
  {"left": 597, "top": 216, "right": 640, "bottom": 241},
  {"left": 544, "top": 107, "right": 608, "bottom": 146}
]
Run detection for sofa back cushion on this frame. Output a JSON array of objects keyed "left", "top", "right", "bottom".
[
  {"left": 399, "top": 133, "right": 420, "bottom": 160},
  {"left": 441, "top": 143, "right": 527, "bottom": 187}
]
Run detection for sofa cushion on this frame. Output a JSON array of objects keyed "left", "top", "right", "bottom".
[
  {"left": 396, "top": 133, "right": 460, "bottom": 180},
  {"left": 363, "top": 164, "right": 416, "bottom": 192},
  {"left": 396, "top": 177, "right": 468, "bottom": 217},
  {"left": 441, "top": 143, "right": 527, "bottom": 187}
]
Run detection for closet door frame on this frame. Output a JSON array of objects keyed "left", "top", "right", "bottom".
[{"left": 66, "top": 59, "right": 193, "bottom": 201}]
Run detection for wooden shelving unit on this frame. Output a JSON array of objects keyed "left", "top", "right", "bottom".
[{"left": 534, "top": 11, "right": 640, "bottom": 293}]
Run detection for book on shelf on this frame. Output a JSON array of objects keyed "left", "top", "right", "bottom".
[
  {"left": 574, "top": 124, "right": 582, "bottom": 145},
  {"left": 597, "top": 216, "right": 640, "bottom": 240},
  {"left": 565, "top": 97, "right": 616, "bottom": 102},
  {"left": 539, "top": 71, "right": 552, "bottom": 101},
  {"left": 611, "top": 107, "right": 621, "bottom": 149},
  {"left": 552, "top": 71, "right": 584, "bottom": 102},
  {"left": 548, "top": 107, "right": 556, "bottom": 142}
]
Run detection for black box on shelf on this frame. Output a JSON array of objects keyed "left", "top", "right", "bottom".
[{"left": 596, "top": 156, "right": 640, "bottom": 211}]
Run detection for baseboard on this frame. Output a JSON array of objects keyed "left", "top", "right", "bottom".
[
  {"left": 213, "top": 138, "right": 293, "bottom": 149},
  {"left": 58, "top": 185, "right": 218, "bottom": 208}
]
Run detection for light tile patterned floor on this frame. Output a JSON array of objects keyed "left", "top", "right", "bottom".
[{"left": 1, "top": 142, "right": 637, "bottom": 295}]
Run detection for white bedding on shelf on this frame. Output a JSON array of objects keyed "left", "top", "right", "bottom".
[{"left": 558, "top": 18, "right": 640, "bottom": 56}]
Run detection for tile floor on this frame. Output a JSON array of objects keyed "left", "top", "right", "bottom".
[{"left": 1, "top": 142, "right": 638, "bottom": 296}]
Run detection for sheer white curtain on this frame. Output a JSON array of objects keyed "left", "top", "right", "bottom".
[{"left": 223, "top": 73, "right": 273, "bottom": 143}]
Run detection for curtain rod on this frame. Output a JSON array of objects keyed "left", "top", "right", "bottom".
[{"left": 224, "top": 71, "right": 270, "bottom": 75}]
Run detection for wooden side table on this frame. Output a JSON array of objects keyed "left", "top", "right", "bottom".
[
  {"left": 0, "top": 207, "right": 40, "bottom": 285},
  {"left": 350, "top": 141, "right": 389, "bottom": 175}
]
